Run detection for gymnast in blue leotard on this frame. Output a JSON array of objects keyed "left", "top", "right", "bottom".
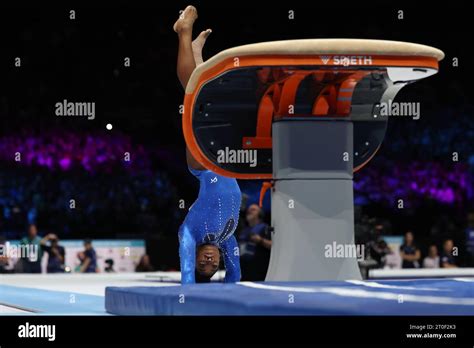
[{"left": 174, "top": 5, "right": 242, "bottom": 284}]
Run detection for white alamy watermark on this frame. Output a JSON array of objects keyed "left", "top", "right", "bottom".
[
  {"left": 18, "top": 322, "right": 56, "bottom": 342},
  {"left": 324, "top": 242, "right": 365, "bottom": 261},
  {"left": 55, "top": 99, "right": 95, "bottom": 120},
  {"left": 216, "top": 147, "right": 257, "bottom": 168},
  {"left": 376, "top": 99, "right": 420, "bottom": 120},
  {"left": 0, "top": 242, "right": 38, "bottom": 262}
]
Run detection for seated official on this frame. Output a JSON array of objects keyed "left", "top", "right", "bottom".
[
  {"left": 440, "top": 239, "right": 457, "bottom": 268},
  {"left": 422, "top": 244, "right": 440, "bottom": 269},
  {"left": 399, "top": 231, "right": 421, "bottom": 269},
  {"left": 78, "top": 239, "right": 98, "bottom": 273},
  {"left": 238, "top": 204, "right": 272, "bottom": 281},
  {"left": 20, "top": 224, "right": 43, "bottom": 273}
]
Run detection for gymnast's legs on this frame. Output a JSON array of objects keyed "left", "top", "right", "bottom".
[
  {"left": 174, "top": 5, "right": 211, "bottom": 85},
  {"left": 174, "top": 5, "right": 211, "bottom": 171}
]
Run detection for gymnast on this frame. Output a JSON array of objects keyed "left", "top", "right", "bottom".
[{"left": 174, "top": 5, "right": 242, "bottom": 284}]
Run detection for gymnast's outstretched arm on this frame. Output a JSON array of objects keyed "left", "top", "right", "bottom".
[
  {"left": 221, "top": 235, "right": 241, "bottom": 283},
  {"left": 178, "top": 225, "right": 197, "bottom": 284}
]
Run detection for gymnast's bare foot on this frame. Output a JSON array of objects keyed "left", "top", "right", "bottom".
[
  {"left": 192, "top": 29, "right": 212, "bottom": 65},
  {"left": 173, "top": 5, "right": 198, "bottom": 34}
]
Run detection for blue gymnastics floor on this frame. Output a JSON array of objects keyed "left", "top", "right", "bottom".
[
  {"left": 106, "top": 279, "right": 474, "bottom": 315},
  {"left": 0, "top": 285, "right": 105, "bottom": 315}
]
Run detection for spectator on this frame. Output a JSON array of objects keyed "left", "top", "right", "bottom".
[
  {"left": 79, "top": 239, "right": 97, "bottom": 273},
  {"left": 0, "top": 236, "right": 9, "bottom": 273},
  {"left": 423, "top": 244, "right": 440, "bottom": 268},
  {"left": 383, "top": 245, "right": 400, "bottom": 269},
  {"left": 440, "top": 239, "right": 458, "bottom": 268},
  {"left": 40, "top": 234, "right": 65, "bottom": 273},
  {"left": 400, "top": 231, "right": 421, "bottom": 269},
  {"left": 135, "top": 254, "right": 155, "bottom": 272},
  {"left": 19, "top": 224, "right": 43, "bottom": 273},
  {"left": 465, "top": 212, "right": 474, "bottom": 266},
  {"left": 238, "top": 204, "right": 272, "bottom": 281},
  {"left": 104, "top": 259, "right": 115, "bottom": 273}
]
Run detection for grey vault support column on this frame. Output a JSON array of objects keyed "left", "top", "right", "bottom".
[{"left": 265, "top": 120, "right": 362, "bottom": 281}]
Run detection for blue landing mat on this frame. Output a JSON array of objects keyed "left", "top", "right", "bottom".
[{"left": 105, "top": 278, "right": 474, "bottom": 315}]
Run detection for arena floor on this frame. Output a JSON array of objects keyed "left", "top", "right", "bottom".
[{"left": 0, "top": 272, "right": 185, "bottom": 315}]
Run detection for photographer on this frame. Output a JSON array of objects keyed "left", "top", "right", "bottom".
[{"left": 40, "top": 234, "right": 65, "bottom": 273}]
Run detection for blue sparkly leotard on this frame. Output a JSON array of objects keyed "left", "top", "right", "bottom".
[{"left": 178, "top": 166, "right": 242, "bottom": 284}]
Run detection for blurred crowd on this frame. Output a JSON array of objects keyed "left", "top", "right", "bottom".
[
  {"left": 354, "top": 160, "right": 472, "bottom": 208},
  {"left": 0, "top": 166, "right": 178, "bottom": 239},
  {"left": 0, "top": 129, "right": 151, "bottom": 173},
  {"left": 386, "top": 109, "right": 474, "bottom": 166}
]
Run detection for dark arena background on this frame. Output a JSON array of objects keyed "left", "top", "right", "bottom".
[{"left": 0, "top": 2, "right": 473, "bottom": 346}]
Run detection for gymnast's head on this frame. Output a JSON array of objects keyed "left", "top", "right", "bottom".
[{"left": 195, "top": 244, "right": 221, "bottom": 282}]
